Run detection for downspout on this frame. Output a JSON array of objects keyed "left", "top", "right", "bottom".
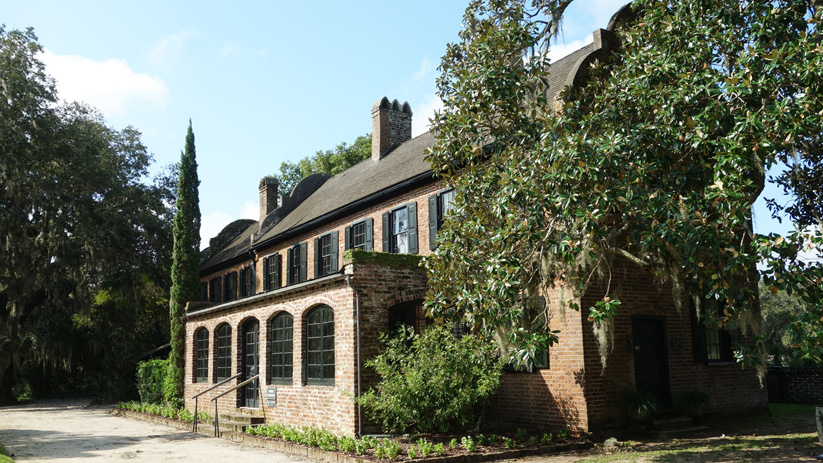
[{"left": 345, "top": 271, "right": 363, "bottom": 437}]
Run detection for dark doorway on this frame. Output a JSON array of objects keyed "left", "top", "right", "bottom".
[
  {"left": 241, "top": 319, "right": 259, "bottom": 408},
  {"left": 631, "top": 316, "right": 671, "bottom": 409}
]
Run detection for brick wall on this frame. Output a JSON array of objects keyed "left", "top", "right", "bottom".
[
  {"left": 185, "top": 254, "right": 430, "bottom": 436},
  {"left": 488, "top": 285, "right": 590, "bottom": 432},
  {"left": 579, "top": 260, "right": 767, "bottom": 429},
  {"left": 767, "top": 367, "right": 823, "bottom": 404}
]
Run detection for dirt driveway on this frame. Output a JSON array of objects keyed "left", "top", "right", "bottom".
[{"left": 0, "top": 399, "right": 310, "bottom": 462}]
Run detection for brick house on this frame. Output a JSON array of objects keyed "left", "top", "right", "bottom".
[{"left": 183, "top": 9, "right": 767, "bottom": 436}]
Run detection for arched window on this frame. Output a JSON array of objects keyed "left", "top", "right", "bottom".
[
  {"left": 194, "top": 328, "right": 209, "bottom": 383},
  {"left": 306, "top": 305, "right": 334, "bottom": 385},
  {"left": 215, "top": 323, "right": 232, "bottom": 381},
  {"left": 269, "top": 313, "right": 293, "bottom": 384}
]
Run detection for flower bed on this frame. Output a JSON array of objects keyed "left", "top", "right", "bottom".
[{"left": 116, "top": 401, "right": 211, "bottom": 424}]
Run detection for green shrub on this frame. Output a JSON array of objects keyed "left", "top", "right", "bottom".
[
  {"left": 177, "top": 408, "right": 194, "bottom": 423},
  {"left": 136, "top": 359, "right": 171, "bottom": 405},
  {"left": 487, "top": 434, "right": 497, "bottom": 444},
  {"left": 416, "top": 438, "right": 434, "bottom": 457},
  {"left": 0, "top": 443, "right": 12, "bottom": 463},
  {"left": 433, "top": 442, "right": 446, "bottom": 456},
  {"left": 374, "top": 441, "right": 387, "bottom": 459},
  {"left": 358, "top": 325, "right": 503, "bottom": 433},
  {"left": 502, "top": 437, "right": 516, "bottom": 449},
  {"left": 476, "top": 434, "right": 486, "bottom": 446},
  {"left": 461, "top": 436, "right": 477, "bottom": 452},
  {"left": 448, "top": 438, "right": 459, "bottom": 449},
  {"left": 541, "top": 433, "right": 553, "bottom": 445},
  {"left": 556, "top": 428, "right": 570, "bottom": 439},
  {"left": 385, "top": 440, "right": 401, "bottom": 460},
  {"left": 338, "top": 436, "right": 356, "bottom": 454},
  {"left": 516, "top": 428, "right": 528, "bottom": 442}
]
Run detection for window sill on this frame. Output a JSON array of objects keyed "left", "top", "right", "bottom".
[
  {"left": 268, "top": 378, "right": 293, "bottom": 386},
  {"left": 305, "top": 380, "right": 335, "bottom": 387},
  {"left": 707, "top": 361, "right": 736, "bottom": 366}
]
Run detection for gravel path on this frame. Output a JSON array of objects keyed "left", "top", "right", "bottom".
[{"left": 0, "top": 399, "right": 311, "bottom": 462}]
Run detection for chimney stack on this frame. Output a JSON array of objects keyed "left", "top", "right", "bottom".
[
  {"left": 259, "top": 176, "right": 279, "bottom": 222},
  {"left": 372, "top": 97, "right": 412, "bottom": 161}
]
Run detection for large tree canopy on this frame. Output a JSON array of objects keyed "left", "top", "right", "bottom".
[
  {"left": 0, "top": 27, "right": 174, "bottom": 401},
  {"left": 425, "top": 0, "right": 823, "bottom": 370}
]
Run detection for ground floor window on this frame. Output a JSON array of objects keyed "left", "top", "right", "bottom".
[
  {"left": 269, "top": 313, "right": 293, "bottom": 384},
  {"left": 194, "top": 328, "right": 209, "bottom": 383},
  {"left": 306, "top": 305, "right": 334, "bottom": 385},
  {"left": 215, "top": 323, "right": 232, "bottom": 381}
]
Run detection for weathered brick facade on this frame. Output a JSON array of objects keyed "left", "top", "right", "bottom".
[{"left": 186, "top": 23, "right": 769, "bottom": 434}]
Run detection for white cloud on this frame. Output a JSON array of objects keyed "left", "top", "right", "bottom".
[
  {"left": 149, "top": 30, "right": 196, "bottom": 66},
  {"left": 199, "top": 201, "right": 259, "bottom": 250},
  {"left": 412, "top": 57, "right": 432, "bottom": 82},
  {"left": 39, "top": 49, "right": 168, "bottom": 116},
  {"left": 413, "top": 93, "right": 443, "bottom": 137}
]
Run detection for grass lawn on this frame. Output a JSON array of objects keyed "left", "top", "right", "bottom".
[
  {"left": 573, "top": 404, "right": 822, "bottom": 462},
  {"left": 0, "top": 443, "right": 14, "bottom": 463}
]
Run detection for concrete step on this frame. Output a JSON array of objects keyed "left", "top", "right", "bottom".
[
  {"left": 652, "top": 416, "right": 693, "bottom": 432},
  {"left": 218, "top": 413, "right": 265, "bottom": 426}
]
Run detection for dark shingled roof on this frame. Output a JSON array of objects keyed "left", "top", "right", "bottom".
[
  {"left": 256, "top": 131, "right": 436, "bottom": 244},
  {"left": 201, "top": 220, "right": 257, "bottom": 272},
  {"left": 201, "top": 39, "right": 603, "bottom": 273}
]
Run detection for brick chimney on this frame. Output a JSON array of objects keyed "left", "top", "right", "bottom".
[
  {"left": 372, "top": 97, "right": 412, "bottom": 161},
  {"left": 259, "top": 176, "right": 279, "bottom": 222}
]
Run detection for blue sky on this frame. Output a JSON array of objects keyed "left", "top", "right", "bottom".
[{"left": 6, "top": 0, "right": 794, "bottom": 248}]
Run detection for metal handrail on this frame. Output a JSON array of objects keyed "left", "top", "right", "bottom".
[
  {"left": 190, "top": 373, "right": 241, "bottom": 433},
  {"left": 210, "top": 374, "right": 260, "bottom": 437}
]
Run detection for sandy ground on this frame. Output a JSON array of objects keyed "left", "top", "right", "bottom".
[{"left": 0, "top": 399, "right": 311, "bottom": 462}]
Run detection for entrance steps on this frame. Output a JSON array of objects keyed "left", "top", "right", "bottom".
[
  {"left": 649, "top": 415, "right": 709, "bottom": 438},
  {"left": 205, "top": 408, "right": 265, "bottom": 436}
]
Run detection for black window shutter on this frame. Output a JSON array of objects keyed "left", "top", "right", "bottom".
[
  {"left": 428, "top": 194, "right": 438, "bottom": 250},
  {"left": 275, "top": 253, "right": 282, "bottom": 289},
  {"left": 330, "top": 231, "right": 338, "bottom": 272},
  {"left": 314, "top": 237, "right": 321, "bottom": 277},
  {"left": 299, "top": 242, "right": 307, "bottom": 282},
  {"left": 364, "top": 218, "right": 373, "bottom": 251},
  {"left": 263, "top": 257, "right": 270, "bottom": 291},
  {"left": 249, "top": 265, "right": 256, "bottom": 296},
  {"left": 691, "top": 301, "right": 708, "bottom": 362},
  {"left": 407, "top": 202, "right": 418, "bottom": 254},
  {"left": 344, "top": 226, "right": 351, "bottom": 250},
  {"left": 287, "top": 248, "right": 293, "bottom": 284},
  {"left": 382, "top": 212, "right": 390, "bottom": 253}
]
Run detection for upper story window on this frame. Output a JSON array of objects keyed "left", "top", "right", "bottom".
[
  {"left": 315, "top": 231, "right": 339, "bottom": 277},
  {"left": 345, "top": 218, "right": 373, "bottom": 251},
  {"left": 214, "top": 323, "right": 232, "bottom": 381},
  {"left": 429, "top": 189, "right": 456, "bottom": 250},
  {"left": 209, "top": 278, "right": 222, "bottom": 303},
  {"left": 287, "top": 243, "right": 307, "bottom": 285},
  {"left": 224, "top": 272, "right": 238, "bottom": 302},
  {"left": 239, "top": 266, "right": 254, "bottom": 298},
  {"left": 194, "top": 328, "right": 209, "bottom": 383},
  {"left": 382, "top": 202, "right": 418, "bottom": 254},
  {"left": 263, "top": 253, "right": 282, "bottom": 291}
]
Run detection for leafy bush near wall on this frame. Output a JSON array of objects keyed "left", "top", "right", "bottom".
[
  {"left": 358, "top": 325, "right": 503, "bottom": 433},
  {"left": 117, "top": 401, "right": 211, "bottom": 423},
  {"left": 135, "top": 359, "right": 179, "bottom": 406}
]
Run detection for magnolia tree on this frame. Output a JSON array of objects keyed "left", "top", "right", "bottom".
[{"left": 424, "top": 0, "right": 823, "bottom": 371}]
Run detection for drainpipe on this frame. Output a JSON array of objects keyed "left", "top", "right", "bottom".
[{"left": 345, "top": 272, "right": 363, "bottom": 437}]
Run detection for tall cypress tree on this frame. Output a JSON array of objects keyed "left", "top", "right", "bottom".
[{"left": 169, "top": 120, "right": 201, "bottom": 400}]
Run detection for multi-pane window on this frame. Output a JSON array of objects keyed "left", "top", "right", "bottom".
[
  {"left": 224, "top": 272, "right": 237, "bottom": 302},
  {"left": 209, "top": 278, "right": 222, "bottom": 303},
  {"left": 392, "top": 207, "right": 409, "bottom": 253},
  {"left": 306, "top": 305, "right": 334, "bottom": 385},
  {"left": 315, "top": 232, "right": 338, "bottom": 277},
  {"left": 269, "top": 313, "right": 293, "bottom": 384},
  {"left": 239, "top": 266, "right": 253, "bottom": 298},
  {"left": 287, "top": 243, "right": 307, "bottom": 285},
  {"left": 429, "top": 189, "right": 456, "bottom": 250},
  {"left": 215, "top": 324, "right": 232, "bottom": 381},
  {"left": 264, "top": 253, "right": 281, "bottom": 291},
  {"left": 345, "top": 218, "right": 373, "bottom": 251},
  {"left": 382, "top": 203, "right": 417, "bottom": 254},
  {"left": 194, "top": 328, "right": 209, "bottom": 383},
  {"left": 692, "top": 298, "right": 737, "bottom": 363}
]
